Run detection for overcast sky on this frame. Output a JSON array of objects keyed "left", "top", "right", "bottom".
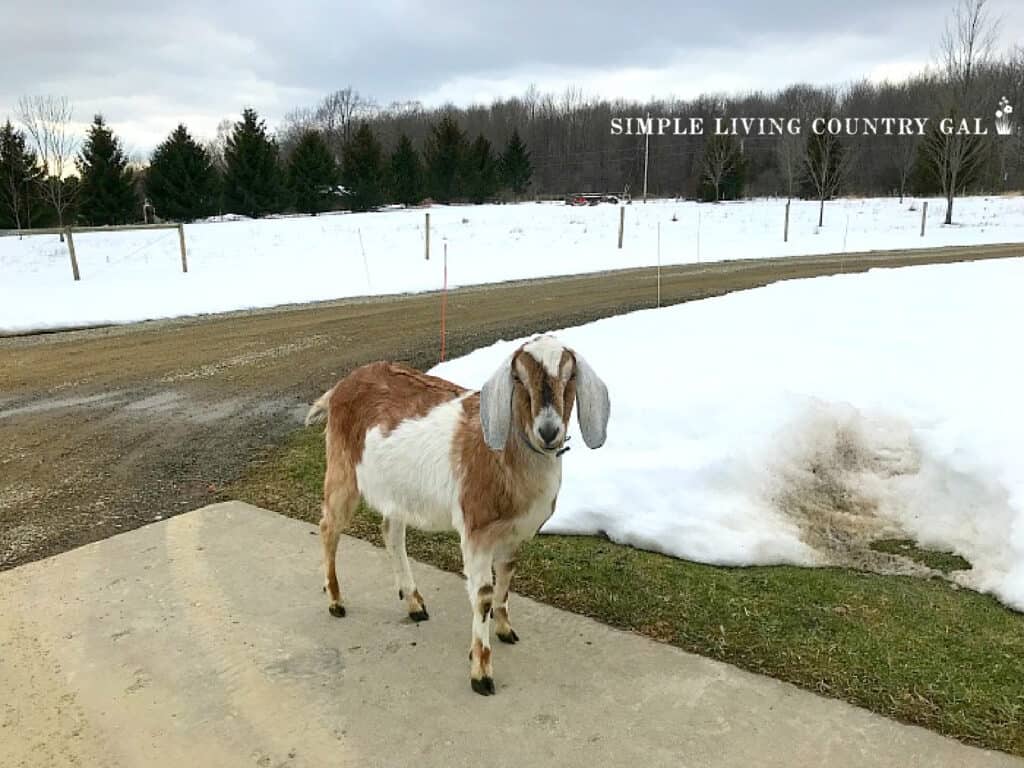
[{"left": 1, "top": 0, "right": 1021, "bottom": 155}]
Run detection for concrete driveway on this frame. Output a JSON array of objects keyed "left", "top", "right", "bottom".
[{"left": 1, "top": 501, "right": 1019, "bottom": 768}]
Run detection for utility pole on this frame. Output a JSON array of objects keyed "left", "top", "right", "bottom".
[{"left": 643, "top": 111, "right": 650, "bottom": 204}]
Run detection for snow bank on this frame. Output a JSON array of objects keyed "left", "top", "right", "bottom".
[
  {"left": 2, "top": 195, "right": 1023, "bottom": 334},
  {"left": 430, "top": 257, "right": 1024, "bottom": 611}
]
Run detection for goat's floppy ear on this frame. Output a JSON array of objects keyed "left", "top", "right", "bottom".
[
  {"left": 574, "top": 353, "right": 610, "bottom": 449},
  {"left": 480, "top": 353, "right": 515, "bottom": 450}
]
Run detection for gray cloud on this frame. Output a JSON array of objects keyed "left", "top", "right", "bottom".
[{"left": 1, "top": 0, "right": 1021, "bottom": 152}]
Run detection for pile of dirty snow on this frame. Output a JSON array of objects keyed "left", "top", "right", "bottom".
[{"left": 431, "top": 257, "right": 1024, "bottom": 611}]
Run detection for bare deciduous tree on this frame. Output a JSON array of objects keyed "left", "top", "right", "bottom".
[
  {"left": 315, "top": 88, "right": 376, "bottom": 157},
  {"left": 930, "top": 0, "right": 1001, "bottom": 223},
  {"left": 204, "top": 118, "right": 234, "bottom": 173},
  {"left": 803, "top": 126, "right": 854, "bottom": 227},
  {"left": 776, "top": 85, "right": 833, "bottom": 201},
  {"left": 701, "top": 134, "right": 737, "bottom": 202},
  {"left": 18, "top": 95, "right": 79, "bottom": 233}
]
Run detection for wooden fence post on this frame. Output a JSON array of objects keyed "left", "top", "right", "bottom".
[
  {"left": 440, "top": 242, "right": 448, "bottom": 362},
  {"left": 425, "top": 212, "right": 430, "bottom": 260},
  {"left": 177, "top": 223, "right": 188, "bottom": 273},
  {"left": 696, "top": 209, "right": 702, "bottom": 263},
  {"left": 617, "top": 206, "right": 624, "bottom": 249},
  {"left": 656, "top": 221, "right": 661, "bottom": 307},
  {"left": 784, "top": 199, "right": 791, "bottom": 242},
  {"left": 65, "top": 228, "right": 80, "bottom": 281},
  {"left": 920, "top": 201, "right": 928, "bottom": 237}
]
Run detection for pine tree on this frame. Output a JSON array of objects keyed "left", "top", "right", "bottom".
[
  {"left": 288, "top": 130, "right": 338, "bottom": 214},
  {"left": 223, "top": 108, "right": 283, "bottom": 218},
  {"left": 498, "top": 129, "right": 532, "bottom": 199},
  {"left": 424, "top": 115, "right": 468, "bottom": 202},
  {"left": 0, "top": 120, "right": 43, "bottom": 229},
  {"left": 340, "top": 122, "right": 384, "bottom": 212},
  {"left": 76, "top": 115, "right": 137, "bottom": 226},
  {"left": 145, "top": 124, "right": 220, "bottom": 222},
  {"left": 388, "top": 134, "right": 423, "bottom": 207},
  {"left": 464, "top": 134, "right": 499, "bottom": 204}
]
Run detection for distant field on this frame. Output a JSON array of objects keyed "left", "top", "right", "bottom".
[{"left": 2, "top": 194, "right": 1023, "bottom": 333}]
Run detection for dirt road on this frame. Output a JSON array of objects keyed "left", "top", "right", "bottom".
[{"left": 2, "top": 243, "right": 1020, "bottom": 569}]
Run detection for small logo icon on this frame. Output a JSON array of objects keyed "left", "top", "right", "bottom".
[{"left": 995, "top": 97, "right": 1014, "bottom": 136}]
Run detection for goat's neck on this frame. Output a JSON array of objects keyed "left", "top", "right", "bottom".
[{"left": 507, "top": 429, "right": 560, "bottom": 469}]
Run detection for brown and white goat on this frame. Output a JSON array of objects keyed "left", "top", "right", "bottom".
[{"left": 305, "top": 334, "right": 610, "bottom": 695}]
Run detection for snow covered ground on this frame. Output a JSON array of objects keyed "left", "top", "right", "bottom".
[
  {"left": 1, "top": 195, "right": 1022, "bottom": 334},
  {"left": 431, "top": 257, "right": 1024, "bottom": 611}
]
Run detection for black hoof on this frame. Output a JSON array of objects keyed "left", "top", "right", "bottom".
[
  {"left": 497, "top": 629, "right": 519, "bottom": 644},
  {"left": 398, "top": 589, "right": 404, "bottom": 600},
  {"left": 409, "top": 607, "right": 430, "bottom": 622},
  {"left": 328, "top": 603, "right": 346, "bottom": 618},
  {"left": 471, "top": 676, "right": 495, "bottom": 696}
]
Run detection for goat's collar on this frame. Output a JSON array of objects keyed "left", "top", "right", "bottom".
[{"left": 518, "top": 431, "right": 570, "bottom": 458}]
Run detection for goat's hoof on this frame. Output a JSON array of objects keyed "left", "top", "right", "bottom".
[
  {"left": 398, "top": 589, "right": 404, "bottom": 600},
  {"left": 471, "top": 676, "right": 496, "bottom": 696},
  {"left": 328, "top": 603, "right": 346, "bottom": 618},
  {"left": 497, "top": 629, "right": 519, "bottom": 644},
  {"left": 409, "top": 607, "right": 430, "bottom": 622}
]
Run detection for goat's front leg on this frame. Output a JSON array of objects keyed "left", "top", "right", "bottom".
[
  {"left": 493, "top": 557, "right": 519, "bottom": 644},
  {"left": 462, "top": 543, "right": 495, "bottom": 695}
]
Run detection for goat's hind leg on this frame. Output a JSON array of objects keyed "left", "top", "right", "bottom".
[
  {"left": 320, "top": 467, "right": 358, "bottom": 618},
  {"left": 382, "top": 514, "right": 429, "bottom": 621}
]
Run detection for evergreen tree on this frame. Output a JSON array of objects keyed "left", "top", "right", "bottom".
[
  {"left": 223, "top": 108, "right": 283, "bottom": 218},
  {"left": 464, "top": 134, "right": 499, "bottom": 204},
  {"left": 76, "top": 115, "right": 137, "bottom": 226},
  {"left": 287, "top": 130, "right": 338, "bottom": 214},
  {"left": 145, "top": 124, "right": 220, "bottom": 222},
  {"left": 424, "top": 115, "right": 468, "bottom": 202},
  {"left": 0, "top": 120, "right": 43, "bottom": 229},
  {"left": 340, "top": 122, "right": 384, "bottom": 212},
  {"left": 388, "top": 134, "right": 423, "bottom": 207},
  {"left": 498, "top": 129, "right": 532, "bottom": 199}
]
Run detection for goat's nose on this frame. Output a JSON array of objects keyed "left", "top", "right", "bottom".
[{"left": 538, "top": 423, "right": 559, "bottom": 446}]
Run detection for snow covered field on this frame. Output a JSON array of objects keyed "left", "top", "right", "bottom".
[
  {"left": 1, "top": 194, "right": 1022, "bottom": 334},
  {"left": 431, "top": 257, "right": 1024, "bottom": 611}
]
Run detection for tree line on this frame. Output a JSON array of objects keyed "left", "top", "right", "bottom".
[
  {"left": 273, "top": 0, "right": 1020, "bottom": 225},
  {"left": 1, "top": 0, "right": 1020, "bottom": 230},
  {"left": 0, "top": 105, "right": 534, "bottom": 228}
]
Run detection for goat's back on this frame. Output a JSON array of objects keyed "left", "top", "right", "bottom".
[{"left": 323, "top": 362, "right": 468, "bottom": 466}]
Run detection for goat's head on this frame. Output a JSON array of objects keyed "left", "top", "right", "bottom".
[{"left": 480, "top": 335, "right": 610, "bottom": 454}]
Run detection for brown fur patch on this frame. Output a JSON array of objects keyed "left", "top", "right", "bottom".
[
  {"left": 470, "top": 637, "right": 492, "bottom": 676},
  {"left": 325, "top": 362, "right": 466, "bottom": 466},
  {"left": 455, "top": 395, "right": 561, "bottom": 547},
  {"left": 477, "top": 584, "right": 494, "bottom": 618}
]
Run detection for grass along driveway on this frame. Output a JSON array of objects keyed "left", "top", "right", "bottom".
[{"left": 231, "top": 426, "right": 1024, "bottom": 757}]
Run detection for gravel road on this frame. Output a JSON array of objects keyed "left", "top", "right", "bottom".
[{"left": 2, "top": 243, "right": 1020, "bottom": 569}]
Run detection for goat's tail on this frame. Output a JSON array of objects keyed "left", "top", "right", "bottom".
[{"left": 305, "top": 387, "right": 334, "bottom": 427}]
